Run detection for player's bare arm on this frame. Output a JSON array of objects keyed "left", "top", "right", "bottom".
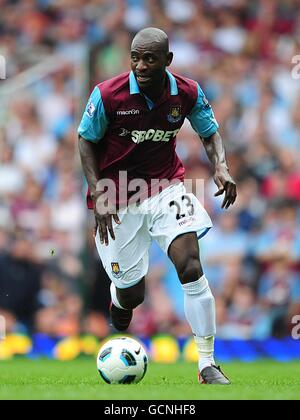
[
  {"left": 78, "top": 135, "right": 120, "bottom": 246},
  {"left": 201, "top": 131, "right": 237, "bottom": 209}
]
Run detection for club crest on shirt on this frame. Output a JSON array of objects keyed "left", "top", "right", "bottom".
[
  {"left": 87, "top": 101, "right": 96, "bottom": 118},
  {"left": 167, "top": 105, "right": 182, "bottom": 123},
  {"left": 111, "top": 262, "right": 122, "bottom": 279}
]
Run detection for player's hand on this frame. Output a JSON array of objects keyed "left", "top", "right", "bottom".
[
  {"left": 213, "top": 166, "right": 237, "bottom": 209},
  {"left": 92, "top": 192, "right": 121, "bottom": 246}
]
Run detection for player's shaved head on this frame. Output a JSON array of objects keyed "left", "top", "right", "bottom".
[
  {"left": 131, "top": 28, "right": 169, "bottom": 53},
  {"left": 130, "top": 28, "right": 173, "bottom": 99}
]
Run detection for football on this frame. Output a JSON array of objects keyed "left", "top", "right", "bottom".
[{"left": 97, "top": 337, "right": 148, "bottom": 384}]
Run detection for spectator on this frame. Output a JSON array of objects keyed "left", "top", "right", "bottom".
[
  {"left": 218, "top": 285, "right": 271, "bottom": 340},
  {"left": 0, "top": 231, "right": 42, "bottom": 332},
  {"left": 258, "top": 259, "right": 300, "bottom": 337},
  {"left": 202, "top": 212, "right": 248, "bottom": 300}
]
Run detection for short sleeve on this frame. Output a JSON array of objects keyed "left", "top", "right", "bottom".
[
  {"left": 187, "top": 84, "right": 219, "bottom": 138},
  {"left": 77, "top": 87, "right": 108, "bottom": 143}
]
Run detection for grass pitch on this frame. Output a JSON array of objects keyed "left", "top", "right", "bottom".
[{"left": 0, "top": 359, "right": 299, "bottom": 400}]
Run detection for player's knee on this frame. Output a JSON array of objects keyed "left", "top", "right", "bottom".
[
  {"left": 116, "top": 278, "right": 145, "bottom": 310},
  {"left": 177, "top": 257, "right": 203, "bottom": 285}
]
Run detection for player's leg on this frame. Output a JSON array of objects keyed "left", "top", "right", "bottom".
[
  {"left": 150, "top": 183, "right": 229, "bottom": 384},
  {"left": 110, "top": 277, "right": 145, "bottom": 331},
  {"left": 168, "top": 232, "right": 230, "bottom": 384},
  {"left": 94, "top": 210, "right": 151, "bottom": 331},
  {"left": 168, "top": 232, "right": 215, "bottom": 367}
]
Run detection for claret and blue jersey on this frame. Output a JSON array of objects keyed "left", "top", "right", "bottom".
[{"left": 78, "top": 70, "right": 219, "bottom": 207}]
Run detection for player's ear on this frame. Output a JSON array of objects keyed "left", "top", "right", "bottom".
[{"left": 166, "top": 52, "right": 173, "bottom": 67}]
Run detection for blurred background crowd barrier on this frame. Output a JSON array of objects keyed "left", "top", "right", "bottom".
[{"left": 0, "top": 0, "right": 300, "bottom": 358}]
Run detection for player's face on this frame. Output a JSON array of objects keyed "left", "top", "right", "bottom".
[{"left": 130, "top": 44, "right": 173, "bottom": 91}]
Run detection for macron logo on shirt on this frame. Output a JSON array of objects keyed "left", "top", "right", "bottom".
[{"left": 116, "top": 109, "right": 140, "bottom": 116}]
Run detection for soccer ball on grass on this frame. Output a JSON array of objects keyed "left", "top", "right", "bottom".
[{"left": 97, "top": 337, "right": 148, "bottom": 384}]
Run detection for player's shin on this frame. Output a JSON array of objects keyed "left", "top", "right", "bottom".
[
  {"left": 109, "top": 282, "right": 134, "bottom": 331},
  {"left": 182, "top": 275, "right": 216, "bottom": 372}
]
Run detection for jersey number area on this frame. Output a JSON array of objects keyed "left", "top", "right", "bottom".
[{"left": 169, "top": 195, "right": 195, "bottom": 220}]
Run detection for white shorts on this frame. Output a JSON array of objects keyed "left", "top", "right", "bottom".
[{"left": 95, "top": 182, "right": 212, "bottom": 289}]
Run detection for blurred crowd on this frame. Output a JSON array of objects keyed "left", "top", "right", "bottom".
[{"left": 0, "top": 0, "right": 300, "bottom": 340}]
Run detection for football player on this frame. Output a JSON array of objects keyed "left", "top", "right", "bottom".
[{"left": 78, "top": 28, "right": 236, "bottom": 384}]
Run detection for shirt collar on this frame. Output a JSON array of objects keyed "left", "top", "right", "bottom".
[{"left": 129, "top": 70, "right": 178, "bottom": 96}]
